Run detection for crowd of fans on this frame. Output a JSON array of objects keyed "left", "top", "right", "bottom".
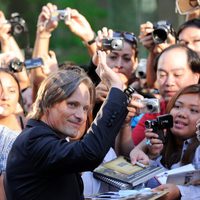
[{"left": 0, "top": 1, "right": 200, "bottom": 200}]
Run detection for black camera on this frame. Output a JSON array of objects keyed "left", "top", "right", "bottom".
[
  {"left": 152, "top": 20, "right": 175, "bottom": 44},
  {"left": 9, "top": 58, "right": 43, "bottom": 73},
  {"left": 145, "top": 114, "right": 173, "bottom": 143},
  {"left": 8, "top": 13, "right": 28, "bottom": 35},
  {"left": 51, "top": 10, "right": 68, "bottom": 21},
  {"left": 101, "top": 38, "right": 124, "bottom": 51}
]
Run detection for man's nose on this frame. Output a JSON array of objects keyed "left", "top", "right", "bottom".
[{"left": 74, "top": 107, "right": 85, "bottom": 121}]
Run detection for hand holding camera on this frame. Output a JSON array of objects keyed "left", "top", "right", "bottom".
[
  {"left": 139, "top": 21, "right": 176, "bottom": 52},
  {"left": 152, "top": 20, "right": 175, "bottom": 44},
  {"left": 139, "top": 21, "right": 155, "bottom": 50},
  {"left": 9, "top": 57, "right": 43, "bottom": 73},
  {"left": 51, "top": 10, "right": 68, "bottom": 21},
  {"left": 145, "top": 114, "right": 173, "bottom": 143},
  {"left": 37, "top": 3, "right": 58, "bottom": 34},
  {"left": 96, "top": 27, "right": 124, "bottom": 51}
]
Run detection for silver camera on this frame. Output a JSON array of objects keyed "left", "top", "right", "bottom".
[
  {"left": 51, "top": 10, "right": 68, "bottom": 21},
  {"left": 137, "top": 98, "right": 160, "bottom": 114},
  {"left": 135, "top": 58, "right": 147, "bottom": 79},
  {"left": 101, "top": 38, "right": 124, "bottom": 51}
]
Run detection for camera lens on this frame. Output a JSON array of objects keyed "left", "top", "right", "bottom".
[
  {"left": 146, "top": 101, "right": 158, "bottom": 113},
  {"left": 152, "top": 28, "right": 168, "bottom": 44},
  {"left": 13, "top": 24, "right": 23, "bottom": 34},
  {"left": 138, "top": 71, "right": 146, "bottom": 79},
  {"left": 145, "top": 120, "right": 152, "bottom": 129},
  {"left": 9, "top": 59, "right": 24, "bottom": 72},
  {"left": 111, "top": 39, "right": 124, "bottom": 50}
]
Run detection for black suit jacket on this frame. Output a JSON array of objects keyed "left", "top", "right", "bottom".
[{"left": 5, "top": 88, "right": 128, "bottom": 200}]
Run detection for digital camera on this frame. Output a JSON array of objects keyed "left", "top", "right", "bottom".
[
  {"left": 101, "top": 38, "right": 124, "bottom": 51},
  {"left": 135, "top": 58, "right": 147, "bottom": 79},
  {"left": 8, "top": 12, "right": 28, "bottom": 35},
  {"left": 145, "top": 114, "right": 173, "bottom": 142},
  {"left": 9, "top": 58, "right": 43, "bottom": 73},
  {"left": 137, "top": 98, "right": 160, "bottom": 114},
  {"left": 152, "top": 20, "right": 175, "bottom": 44},
  {"left": 51, "top": 10, "right": 68, "bottom": 21}
]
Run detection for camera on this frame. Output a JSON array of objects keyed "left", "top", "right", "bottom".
[
  {"left": 9, "top": 58, "right": 43, "bottom": 73},
  {"left": 137, "top": 98, "right": 160, "bottom": 114},
  {"left": 145, "top": 114, "right": 173, "bottom": 142},
  {"left": 101, "top": 38, "right": 124, "bottom": 51},
  {"left": 51, "top": 10, "right": 68, "bottom": 21},
  {"left": 8, "top": 12, "right": 28, "bottom": 35},
  {"left": 152, "top": 20, "right": 175, "bottom": 44},
  {"left": 135, "top": 58, "right": 147, "bottom": 79}
]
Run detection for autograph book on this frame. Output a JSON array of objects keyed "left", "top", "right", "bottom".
[
  {"left": 167, "top": 169, "right": 200, "bottom": 185},
  {"left": 93, "top": 156, "right": 165, "bottom": 189}
]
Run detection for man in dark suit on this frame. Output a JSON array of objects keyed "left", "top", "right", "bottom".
[{"left": 4, "top": 51, "right": 131, "bottom": 200}]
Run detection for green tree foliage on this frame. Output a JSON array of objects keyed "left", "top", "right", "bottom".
[{"left": 1, "top": 0, "right": 184, "bottom": 64}]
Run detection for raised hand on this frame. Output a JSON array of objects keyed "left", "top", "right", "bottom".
[
  {"left": 37, "top": 3, "right": 58, "bottom": 34},
  {"left": 95, "top": 50, "right": 123, "bottom": 90},
  {"left": 65, "top": 8, "right": 95, "bottom": 42},
  {"left": 0, "top": 11, "right": 11, "bottom": 42}
]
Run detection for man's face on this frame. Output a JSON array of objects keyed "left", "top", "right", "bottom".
[
  {"left": 178, "top": 26, "right": 200, "bottom": 56},
  {"left": 106, "top": 41, "right": 137, "bottom": 85},
  {"left": 157, "top": 48, "right": 199, "bottom": 102},
  {"left": 44, "top": 82, "right": 90, "bottom": 138}
]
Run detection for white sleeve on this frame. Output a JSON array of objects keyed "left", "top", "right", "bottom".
[{"left": 178, "top": 185, "right": 200, "bottom": 200}]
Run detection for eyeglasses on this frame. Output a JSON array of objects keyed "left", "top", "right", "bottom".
[{"left": 113, "top": 31, "right": 138, "bottom": 48}]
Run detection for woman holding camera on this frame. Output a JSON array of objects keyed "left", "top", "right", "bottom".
[{"left": 130, "top": 84, "right": 200, "bottom": 200}]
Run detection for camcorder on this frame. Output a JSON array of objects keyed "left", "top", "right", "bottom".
[
  {"left": 8, "top": 12, "right": 28, "bottom": 35},
  {"left": 101, "top": 38, "right": 124, "bottom": 51},
  {"left": 9, "top": 58, "right": 43, "bottom": 73},
  {"left": 51, "top": 10, "right": 69, "bottom": 21},
  {"left": 137, "top": 98, "right": 160, "bottom": 114},
  {"left": 145, "top": 114, "right": 173, "bottom": 143},
  {"left": 152, "top": 20, "right": 175, "bottom": 44}
]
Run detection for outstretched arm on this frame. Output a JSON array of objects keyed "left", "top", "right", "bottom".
[{"left": 65, "top": 8, "right": 97, "bottom": 57}]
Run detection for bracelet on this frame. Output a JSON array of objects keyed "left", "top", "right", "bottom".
[
  {"left": 124, "top": 86, "right": 135, "bottom": 103},
  {"left": 83, "top": 32, "right": 96, "bottom": 46}
]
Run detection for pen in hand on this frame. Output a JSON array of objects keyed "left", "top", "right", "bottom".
[{"left": 135, "top": 161, "right": 147, "bottom": 168}]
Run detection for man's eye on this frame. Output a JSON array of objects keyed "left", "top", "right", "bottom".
[
  {"left": 109, "top": 56, "right": 117, "bottom": 60},
  {"left": 68, "top": 102, "right": 77, "bottom": 108},
  {"left": 123, "top": 57, "right": 131, "bottom": 61},
  {"left": 191, "top": 109, "right": 200, "bottom": 114}
]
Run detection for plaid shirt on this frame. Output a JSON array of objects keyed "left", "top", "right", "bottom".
[{"left": 0, "top": 125, "right": 19, "bottom": 171}]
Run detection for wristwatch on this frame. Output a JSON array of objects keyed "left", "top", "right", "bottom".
[
  {"left": 124, "top": 86, "right": 135, "bottom": 103},
  {"left": 83, "top": 32, "right": 96, "bottom": 46}
]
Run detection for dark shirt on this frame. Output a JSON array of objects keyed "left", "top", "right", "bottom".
[{"left": 5, "top": 88, "right": 128, "bottom": 200}]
